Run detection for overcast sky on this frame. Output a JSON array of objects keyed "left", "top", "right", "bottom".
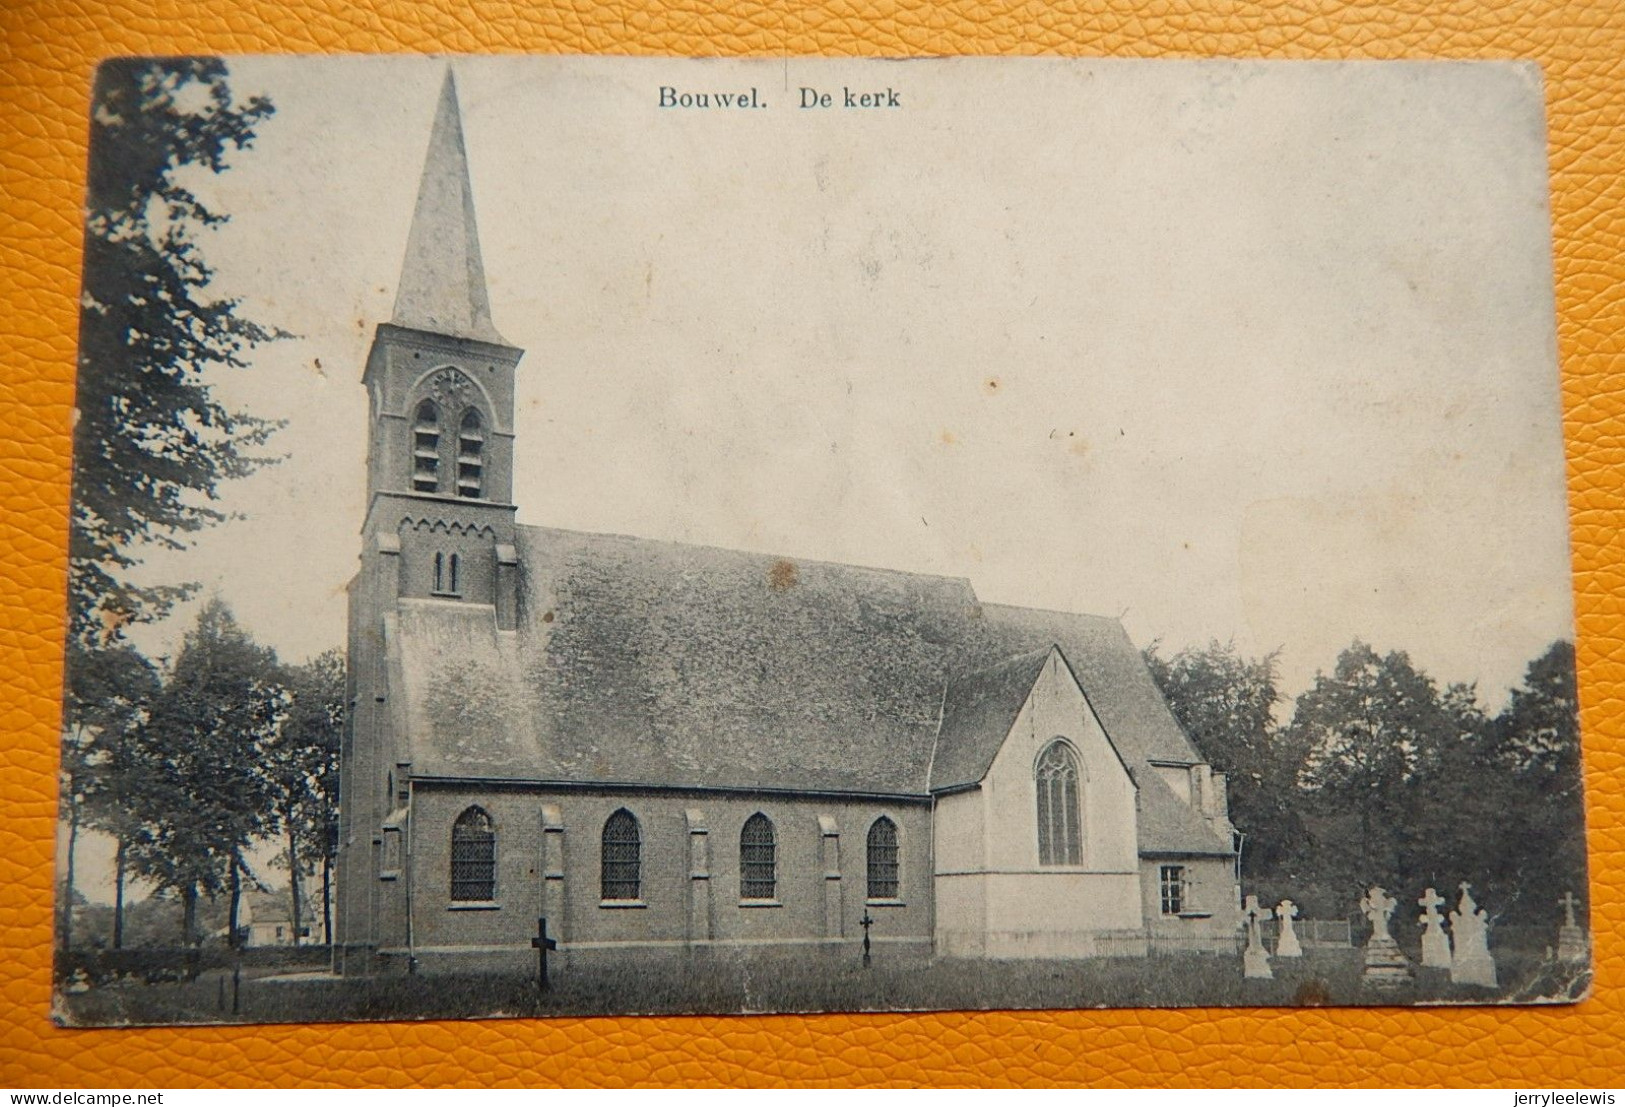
[{"left": 116, "top": 54, "right": 1573, "bottom": 711}]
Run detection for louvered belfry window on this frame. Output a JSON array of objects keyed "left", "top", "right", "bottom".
[
  {"left": 457, "top": 408, "right": 484, "bottom": 498},
  {"left": 740, "top": 813, "right": 776, "bottom": 900},
  {"left": 412, "top": 400, "right": 441, "bottom": 493},
  {"left": 601, "top": 808, "right": 641, "bottom": 901},
  {"left": 450, "top": 807, "right": 495, "bottom": 901},
  {"left": 866, "top": 816, "right": 900, "bottom": 900},
  {"left": 1036, "top": 741, "right": 1083, "bottom": 866}
]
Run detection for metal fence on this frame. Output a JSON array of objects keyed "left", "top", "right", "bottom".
[
  {"left": 1098, "top": 919, "right": 1355, "bottom": 959},
  {"left": 1261, "top": 918, "right": 1353, "bottom": 949}
]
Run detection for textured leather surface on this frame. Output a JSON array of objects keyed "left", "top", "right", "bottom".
[{"left": 2, "top": 0, "right": 1622, "bottom": 1088}]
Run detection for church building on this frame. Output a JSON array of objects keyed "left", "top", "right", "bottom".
[{"left": 334, "top": 75, "right": 1241, "bottom": 976}]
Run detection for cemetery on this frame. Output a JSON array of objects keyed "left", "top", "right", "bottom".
[{"left": 56, "top": 887, "right": 1591, "bottom": 1025}]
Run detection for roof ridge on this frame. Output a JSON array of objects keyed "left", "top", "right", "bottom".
[
  {"left": 517, "top": 522, "right": 981, "bottom": 592},
  {"left": 980, "top": 599, "right": 1121, "bottom": 626}
]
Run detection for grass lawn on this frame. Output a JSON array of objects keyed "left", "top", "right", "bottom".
[{"left": 56, "top": 940, "right": 1590, "bottom": 1027}]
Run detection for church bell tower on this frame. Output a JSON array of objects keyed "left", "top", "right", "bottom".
[
  {"left": 337, "top": 71, "right": 523, "bottom": 973},
  {"left": 358, "top": 70, "right": 524, "bottom": 628}
]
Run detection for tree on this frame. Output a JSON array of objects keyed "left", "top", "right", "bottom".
[
  {"left": 265, "top": 650, "right": 344, "bottom": 945},
  {"left": 1143, "top": 639, "right": 1299, "bottom": 877},
  {"left": 59, "top": 643, "right": 161, "bottom": 950},
  {"left": 124, "top": 599, "right": 284, "bottom": 946},
  {"left": 70, "top": 58, "right": 282, "bottom": 649},
  {"left": 1284, "top": 642, "right": 1457, "bottom": 896},
  {"left": 1482, "top": 641, "right": 1586, "bottom": 922}
]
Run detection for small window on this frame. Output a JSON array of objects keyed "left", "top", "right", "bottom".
[
  {"left": 1036, "top": 740, "right": 1083, "bottom": 866},
  {"left": 451, "top": 807, "right": 495, "bottom": 902},
  {"left": 457, "top": 408, "right": 484, "bottom": 498},
  {"left": 1160, "top": 865, "right": 1186, "bottom": 915},
  {"left": 740, "top": 813, "right": 776, "bottom": 900},
  {"left": 433, "top": 552, "right": 445, "bottom": 593},
  {"left": 866, "top": 816, "right": 900, "bottom": 900},
  {"left": 449, "top": 552, "right": 460, "bottom": 595},
  {"left": 412, "top": 400, "right": 441, "bottom": 493},
  {"left": 601, "top": 808, "right": 642, "bottom": 901}
]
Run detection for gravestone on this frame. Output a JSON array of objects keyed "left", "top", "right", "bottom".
[
  {"left": 1556, "top": 891, "right": 1588, "bottom": 963},
  {"left": 1275, "top": 899, "right": 1303, "bottom": 958},
  {"left": 531, "top": 916, "right": 559, "bottom": 992},
  {"left": 1417, "top": 887, "right": 1451, "bottom": 969},
  {"left": 1448, "top": 883, "right": 1497, "bottom": 988},
  {"left": 1360, "top": 886, "right": 1413, "bottom": 989},
  {"left": 1242, "top": 895, "right": 1273, "bottom": 979}
]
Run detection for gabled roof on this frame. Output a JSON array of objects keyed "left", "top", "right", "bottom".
[
  {"left": 388, "top": 524, "right": 1229, "bottom": 856},
  {"left": 391, "top": 71, "right": 508, "bottom": 346},
  {"left": 931, "top": 648, "right": 1053, "bottom": 792},
  {"left": 1137, "top": 771, "right": 1236, "bottom": 856}
]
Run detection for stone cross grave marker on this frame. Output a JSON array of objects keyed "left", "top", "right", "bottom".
[
  {"left": 1360, "top": 886, "right": 1412, "bottom": 989},
  {"left": 1418, "top": 887, "right": 1451, "bottom": 969},
  {"left": 860, "top": 909, "right": 876, "bottom": 969},
  {"left": 1242, "top": 895, "right": 1273, "bottom": 979},
  {"left": 1556, "top": 891, "right": 1588, "bottom": 963},
  {"left": 1449, "top": 883, "right": 1497, "bottom": 989},
  {"left": 532, "top": 916, "right": 559, "bottom": 993},
  {"left": 1275, "top": 899, "right": 1303, "bottom": 958}
]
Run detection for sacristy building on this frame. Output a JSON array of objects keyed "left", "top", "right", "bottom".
[{"left": 333, "top": 75, "right": 1241, "bottom": 975}]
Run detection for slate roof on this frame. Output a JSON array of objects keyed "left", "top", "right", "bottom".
[
  {"left": 390, "top": 524, "right": 1231, "bottom": 855},
  {"left": 931, "top": 648, "right": 1053, "bottom": 792},
  {"left": 391, "top": 72, "right": 508, "bottom": 346}
]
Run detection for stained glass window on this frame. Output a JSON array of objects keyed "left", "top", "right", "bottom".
[
  {"left": 450, "top": 807, "right": 495, "bottom": 901},
  {"left": 740, "top": 813, "right": 776, "bottom": 900},
  {"left": 1036, "top": 741, "right": 1083, "bottom": 866},
  {"left": 866, "top": 816, "right": 899, "bottom": 900},
  {"left": 601, "top": 808, "right": 641, "bottom": 901}
]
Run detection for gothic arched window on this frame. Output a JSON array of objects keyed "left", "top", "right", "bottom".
[
  {"left": 448, "top": 552, "right": 460, "bottom": 595},
  {"left": 866, "top": 816, "right": 900, "bottom": 900},
  {"left": 450, "top": 807, "right": 495, "bottom": 901},
  {"left": 412, "top": 400, "right": 441, "bottom": 493},
  {"left": 1036, "top": 740, "right": 1083, "bottom": 866},
  {"left": 740, "top": 813, "right": 776, "bottom": 901},
  {"left": 433, "top": 551, "right": 445, "bottom": 593},
  {"left": 600, "top": 808, "right": 642, "bottom": 902},
  {"left": 457, "top": 408, "right": 484, "bottom": 498}
]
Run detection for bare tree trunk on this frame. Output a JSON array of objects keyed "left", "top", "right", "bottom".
[
  {"left": 287, "top": 821, "right": 302, "bottom": 947},
  {"left": 321, "top": 855, "right": 332, "bottom": 946},
  {"left": 113, "top": 838, "right": 126, "bottom": 949},
  {"left": 228, "top": 850, "right": 242, "bottom": 950},
  {"left": 60, "top": 811, "right": 79, "bottom": 951},
  {"left": 182, "top": 884, "right": 198, "bottom": 947}
]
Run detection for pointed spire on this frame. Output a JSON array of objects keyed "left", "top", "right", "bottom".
[{"left": 391, "top": 70, "right": 507, "bottom": 345}]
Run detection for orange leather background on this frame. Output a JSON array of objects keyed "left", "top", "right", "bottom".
[{"left": 3, "top": 0, "right": 1623, "bottom": 1088}]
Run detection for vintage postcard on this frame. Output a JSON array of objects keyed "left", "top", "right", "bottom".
[{"left": 54, "top": 56, "right": 1588, "bottom": 1025}]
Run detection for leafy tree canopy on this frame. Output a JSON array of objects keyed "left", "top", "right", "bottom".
[{"left": 71, "top": 58, "right": 283, "bottom": 648}]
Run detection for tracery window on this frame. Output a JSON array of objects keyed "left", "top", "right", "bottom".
[
  {"left": 450, "top": 807, "right": 496, "bottom": 902},
  {"left": 600, "top": 808, "right": 642, "bottom": 902},
  {"left": 866, "top": 816, "right": 900, "bottom": 900},
  {"left": 412, "top": 400, "right": 441, "bottom": 493},
  {"left": 457, "top": 408, "right": 484, "bottom": 498},
  {"left": 1036, "top": 740, "right": 1083, "bottom": 866},
  {"left": 740, "top": 813, "right": 776, "bottom": 901}
]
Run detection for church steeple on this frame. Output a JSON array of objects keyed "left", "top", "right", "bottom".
[
  {"left": 356, "top": 66, "right": 525, "bottom": 629},
  {"left": 391, "top": 70, "right": 506, "bottom": 346}
]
